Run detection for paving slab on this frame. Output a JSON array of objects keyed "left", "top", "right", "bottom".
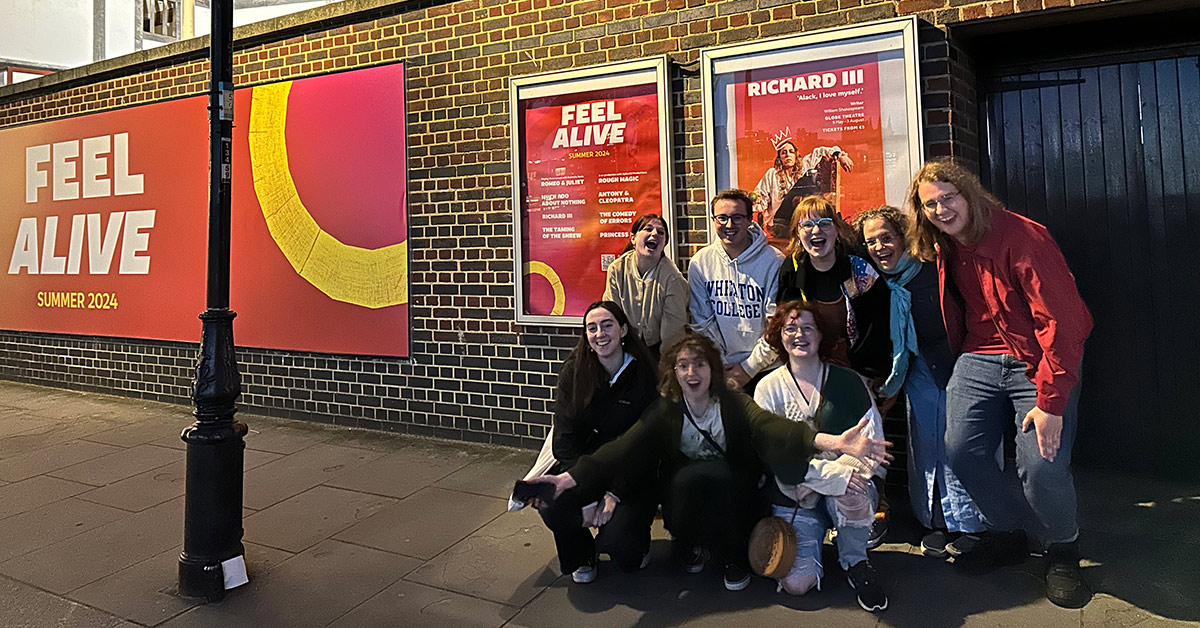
[
  {"left": 1082, "top": 529, "right": 1200, "bottom": 623},
  {"left": 245, "top": 485, "right": 396, "bottom": 553},
  {"left": 327, "top": 578, "right": 519, "bottom": 628},
  {"left": 0, "top": 475, "right": 94, "bottom": 520},
  {"left": 1078, "top": 468, "right": 1200, "bottom": 546},
  {"left": 80, "top": 417, "right": 195, "bottom": 449},
  {"left": 65, "top": 547, "right": 200, "bottom": 627},
  {"left": 158, "top": 540, "right": 421, "bottom": 628},
  {"left": 242, "top": 421, "right": 335, "bottom": 455},
  {"left": 78, "top": 460, "right": 184, "bottom": 512},
  {"left": 0, "top": 497, "right": 184, "bottom": 593},
  {"left": 243, "top": 442, "right": 383, "bottom": 510},
  {"left": 0, "top": 573, "right": 136, "bottom": 628},
  {"left": 0, "top": 419, "right": 127, "bottom": 460},
  {"left": 49, "top": 443, "right": 180, "bottom": 487},
  {"left": 432, "top": 449, "right": 537, "bottom": 499},
  {"left": 334, "top": 486, "right": 506, "bottom": 559},
  {"left": 325, "top": 446, "right": 479, "bottom": 499},
  {"left": 1081, "top": 594, "right": 1199, "bottom": 628},
  {"left": 405, "top": 506, "right": 560, "bottom": 607},
  {"left": 0, "top": 497, "right": 128, "bottom": 563},
  {"left": 0, "top": 438, "right": 122, "bottom": 482}
]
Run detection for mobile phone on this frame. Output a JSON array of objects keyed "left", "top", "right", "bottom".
[{"left": 512, "top": 479, "right": 556, "bottom": 504}]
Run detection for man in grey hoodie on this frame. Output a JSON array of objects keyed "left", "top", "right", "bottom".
[{"left": 688, "top": 189, "right": 784, "bottom": 389}]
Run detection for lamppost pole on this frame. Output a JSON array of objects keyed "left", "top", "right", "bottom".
[{"left": 178, "top": 0, "right": 246, "bottom": 601}]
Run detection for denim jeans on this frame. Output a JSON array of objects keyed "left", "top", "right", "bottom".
[
  {"left": 945, "top": 353, "right": 1079, "bottom": 546},
  {"left": 772, "top": 479, "right": 878, "bottom": 580},
  {"left": 905, "top": 353, "right": 985, "bottom": 533}
]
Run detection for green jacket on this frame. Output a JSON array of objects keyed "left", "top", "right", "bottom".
[{"left": 568, "top": 389, "right": 819, "bottom": 500}]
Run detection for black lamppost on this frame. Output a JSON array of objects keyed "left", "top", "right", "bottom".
[{"left": 178, "top": 0, "right": 246, "bottom": 601}]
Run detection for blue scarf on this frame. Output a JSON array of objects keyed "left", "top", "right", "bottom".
[{"left": 880, "top": 253, "right": 922, "bottom": 397}]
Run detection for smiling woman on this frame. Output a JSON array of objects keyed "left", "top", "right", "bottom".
[
  {"left": 530, "top": 301, "right": 661, "bottom": 585},
  {"left": 603, "top": 214, "right": 688, "bottom": 360},
  {"left": 776, "top": 196, "right": 891, "bottom": 385}
]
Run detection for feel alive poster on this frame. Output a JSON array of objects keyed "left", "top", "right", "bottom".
[{"left": 517, "top": 83, "right": 663, "bottom": 318}]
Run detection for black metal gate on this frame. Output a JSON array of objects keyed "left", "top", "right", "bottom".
[{"left": 980, "top": 54, "right": 1200, "bottom": 478}]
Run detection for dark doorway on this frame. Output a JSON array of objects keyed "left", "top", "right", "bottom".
[{"left": 977, "top": 50, "right": 1200, "bottom": 478}]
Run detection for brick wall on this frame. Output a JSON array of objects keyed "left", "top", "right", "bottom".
[{"left": 0, "top": 0, "right": 1112, "bottom": 448}]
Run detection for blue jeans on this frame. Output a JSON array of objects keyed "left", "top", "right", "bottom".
[
  {"left": 905, "top": 353, "right": 985, "bottom": 533},
  {"left": 945, "top": 353, "right": 1079, "bottom": 546},
  {"left": 772, "top": 480, "right": 878, "bottom": 581}
]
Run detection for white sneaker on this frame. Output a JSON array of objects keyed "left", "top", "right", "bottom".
[{"left": 572, "top": 565, "right": 597, "bottom": 584}]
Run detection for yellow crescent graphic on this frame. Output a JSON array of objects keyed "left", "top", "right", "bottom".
[
  {"left": 524, "top": 261, "right": 565, "bottom": 316},
  {"left": 247, "top": 81, "right": 408, "bottom": 309}
]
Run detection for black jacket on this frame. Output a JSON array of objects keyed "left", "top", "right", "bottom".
[
  {"left": 568, "top": 390, "right": 819, "bottom": 501},
  {"left": 551, "top": 355, "right": 659, "bottom": 476}
]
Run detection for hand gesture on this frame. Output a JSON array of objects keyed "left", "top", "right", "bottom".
[
  {"left": 1022, "top": 406, "right": 1063, "bottom": 462},
  {"left": 835, "top": 417, "right": 892, "bottom": 466}
]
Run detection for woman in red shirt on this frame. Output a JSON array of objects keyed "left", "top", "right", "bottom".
[{"left": 908, "top": 159, "right": 1092, "bottom": 609}]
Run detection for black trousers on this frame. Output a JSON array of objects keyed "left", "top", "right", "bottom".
[
  {"left": 662, "top": 459, "right": 762, "bottom": 571},
  {"left": 539, "top": 483, "right": 658, "bottom": 574}
]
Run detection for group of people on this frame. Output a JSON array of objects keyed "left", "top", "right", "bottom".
[{"left": 523, "top": 158, "right": 1093, "bottom": 613}]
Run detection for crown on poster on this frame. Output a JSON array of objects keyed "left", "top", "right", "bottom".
[{"left": 771, "top": 127, "right": 794, "bottom": 151}]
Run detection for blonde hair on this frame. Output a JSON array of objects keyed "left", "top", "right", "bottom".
[{"left": 906, "top": 159, "right": 1002, "bottom": 260}]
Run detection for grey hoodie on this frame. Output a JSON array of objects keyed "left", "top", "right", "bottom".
[{"left": 687, "top": 223, "right": 783, "bottom": 376}]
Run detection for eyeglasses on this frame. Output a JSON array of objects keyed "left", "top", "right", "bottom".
[
  {"left": 863, "top": 233, "right": 897, "bottom": 249},
  {"left": 711, "top": 214, "right": 748, "bottom": 226},
  {"left": 922, "top": 191, "right": 960, "bottom": 211},
  {"left": 798, "top": 217, "right": 834, "bottom": 231},
  {"left": 674, "top": 360, "right": 708, "bottom": 372}
]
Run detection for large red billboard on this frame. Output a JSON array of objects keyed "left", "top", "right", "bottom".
[{"left": 0, "top": 62, "right": 410, "bottom": 356}]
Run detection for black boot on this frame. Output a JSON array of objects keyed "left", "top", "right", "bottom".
[{"left": 1045, "top": 541, "right": 1091, "bottom": 608}]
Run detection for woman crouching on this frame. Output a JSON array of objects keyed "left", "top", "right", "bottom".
[{"left": 753, "top": 301, "right": 888, "bottom": 612}]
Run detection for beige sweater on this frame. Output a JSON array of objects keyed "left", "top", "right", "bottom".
[{"left": 603, "top": 251, "right": 688, "bottom": 350}]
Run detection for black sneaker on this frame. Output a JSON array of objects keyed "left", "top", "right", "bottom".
[
  {"left": 846, "top": 561, "right": 888, "bottom": 612},
  {"left": 680, "top": 545, "right": 707, "bottom": 574},
  {"left": 723, "top": 564, "right": 751, "bottom": 591},
  {"left": 866, "top": 513, "right": 888, "bottom": 550},
  {"left": 1045, "top": 542, "right": 1092, "bottom": 608},
  {"left": 953, "top": 530, "right": 1028, "bottom": 575},
  {"left": 920, "top": 530, "right": 950, "bottom": 558},
  {"left": 945, "top": 532, "right": 981, "bottom": 557}
]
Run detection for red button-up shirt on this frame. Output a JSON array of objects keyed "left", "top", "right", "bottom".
[{"left": 937, "top": 208, "right": 1093, "bottom": 416}]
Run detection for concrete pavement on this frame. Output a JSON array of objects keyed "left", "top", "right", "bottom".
[{"left": 0, "top": 380, "right": 1196, "bottom": 627}]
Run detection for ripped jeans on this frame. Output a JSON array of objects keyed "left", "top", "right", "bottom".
[{"left": 772, "top": 479, "right": 878, "bottom": 588}]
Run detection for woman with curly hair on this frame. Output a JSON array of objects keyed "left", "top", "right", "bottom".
[{"left": 853, "top": 206, "right": 984, "bottom": 560}]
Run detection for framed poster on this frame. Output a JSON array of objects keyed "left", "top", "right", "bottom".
[
  {"left": 1, "top": 61, "right": 411, "bottom": 357},
  {"left": 701, "top": 17, "right": 922, "bottom": 246},
  {"left": 510, "top": 56, "right": 674, "bottom": 325}
]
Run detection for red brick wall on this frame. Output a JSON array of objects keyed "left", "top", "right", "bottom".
[{"left": 0, "top": 0, "right": 1107, "bottom": 446}]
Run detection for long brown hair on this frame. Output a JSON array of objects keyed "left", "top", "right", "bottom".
[
  {"left": 906, "top": 159, "right": 1003, "bottom": 260},
  {"left": 657, "top": 332, "right": 727, "bottom": 402},
  {"left": 557, "top": 301, "right": 654, "bottom": 419},
  {"left": 783, "top": 195, "right": 858, "bottom": 259}
]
